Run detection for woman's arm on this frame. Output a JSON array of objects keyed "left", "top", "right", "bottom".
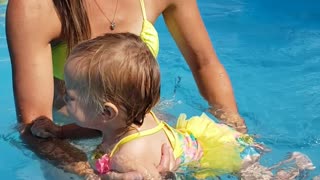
[
  {"left": 6, "top": 0, "right": 101, "bottom": 138},
  {"left": 20, "top": 124, "right": 95, "bottom": 177},
  {"left": 163, "top": 0, "right": 247, "bottom": 133},
  {"left": 6, "top": 0, "right": 100, "bottom": 175},
  {"left": 6, "top": 1, "right": 97, "bottom": 175},
  {"left": 6, "top": 0, "right": 60, "bottom": 124}
]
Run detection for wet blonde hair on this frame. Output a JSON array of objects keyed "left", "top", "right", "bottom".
[{"left": 65, "top": 33, "right": 160, "bottom": 126}]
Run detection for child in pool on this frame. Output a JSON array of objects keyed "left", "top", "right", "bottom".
[{"left": 34, "top": 32, "right": 315, "bottom": 179}]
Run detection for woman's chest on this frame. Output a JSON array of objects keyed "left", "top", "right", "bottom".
[{"left": 85, "top": 0, "right": 164, "bottom": 38}]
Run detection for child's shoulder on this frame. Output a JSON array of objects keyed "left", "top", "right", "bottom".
[
  {"left": 116, "top": 132, "right": 163, "bottom": 158},
  {"left": 110, "top": 137, "right": 162, "bottom": 177},
  {"left": 117, "top": 136, "right": 151, "bottom": 156},
  {"left": 112, "top": 127, "right": 167, "bottom": 165},
  {"left": 111, "top": 115, "right": 170, "bottom": 166}
]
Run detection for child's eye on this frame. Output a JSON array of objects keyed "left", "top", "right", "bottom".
[
  {"left": 63, "top": 95, "right": 69, "bottom": 103},
  {"left": 63, "top": 94, "right": 72, "bottom": 103}
]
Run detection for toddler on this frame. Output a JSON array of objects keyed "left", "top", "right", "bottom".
[{"left": 34, "top": 33, "right": 315, "bottom": 179}]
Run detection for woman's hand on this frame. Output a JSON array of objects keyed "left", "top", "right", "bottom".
[
  {"left": 210, "top": 106, "right": 247, "bottom": 133},
  {"left": 30, "top": 116, "right": 62, "bottom": 138},
  {"left": 163, "top": 0, "right": 247, "bottom": 133},
  {"left": 157, "top": 143, "right": 181, "bottom": 172},
  {"left": 31, "top": 118, "right": 101, "bottom": 139}
]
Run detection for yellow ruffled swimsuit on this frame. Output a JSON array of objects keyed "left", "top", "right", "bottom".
[
  {"left": 52, "top": 0, "right": 159, "bottom": 80},
  {"left": 97, "top": 112, "right": 258, "bottom": 178}
]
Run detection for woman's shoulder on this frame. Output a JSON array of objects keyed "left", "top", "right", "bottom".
[
  {"left": 161, "top": 0, "right": 196, "bottom": 8},
  {"left": 7, "top": 0, "right": 62, "bottom": 41},
  {"left": 7, "top": 0, "right": 57, "bottom": 20}
]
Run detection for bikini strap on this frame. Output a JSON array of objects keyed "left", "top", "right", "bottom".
[
  {"left": 150, "top": 112, "right": 178, "bottom": 156},
  {"left": 109, "top": 121, "right": 165, "bottom": 157},
  {"left": 150, "top": 112, "right": 176, "bottom": 147},
  {"left": 150, "top": 111, "right": 161, "bottom": 123},
  {"left": 139, "top": 0, "right": 147, "bottom": 20}
]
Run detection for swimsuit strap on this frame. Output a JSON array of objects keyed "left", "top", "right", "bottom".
[
  {"left": 150, "top": 111, "right": 161, "bottom": 123},
  {"left": 139, "top": 0, "right": 147, "bottom": 20},
  {"left": 150, "top": 111, "right": 177, "bottom": 149},
  {"left": 110, "top": 120, "right": 165, "bottom": 157},
  {"left": 150, "top": 112, "right": 179, "bottom": 157}
]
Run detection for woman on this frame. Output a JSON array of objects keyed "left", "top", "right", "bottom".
[{"left": 6, "top": 0, "right": 247, "bottom": 178}]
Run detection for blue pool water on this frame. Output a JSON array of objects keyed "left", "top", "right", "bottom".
[{"left": 1, "top": 0, "right": 320, "bottom": 179}]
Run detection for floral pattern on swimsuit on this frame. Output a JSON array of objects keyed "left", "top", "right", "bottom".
[
  {"left": 177, "top": 133, "right": 202, "bottom": 165},
  {"left": 235, "top": 134, "right": 260, "bottom": 159}
]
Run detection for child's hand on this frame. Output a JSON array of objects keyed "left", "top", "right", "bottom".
[{"left": 31, "top": 116, "right": 62, "bottom": 138}]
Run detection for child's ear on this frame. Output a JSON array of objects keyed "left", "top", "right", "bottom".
[{"left": 102, "top": 102, "right": 118, "bottom": 120}]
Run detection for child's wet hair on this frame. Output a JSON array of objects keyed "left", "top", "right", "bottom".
[{"left": 65, "top": 33, "right": 160, "bottom": 126}]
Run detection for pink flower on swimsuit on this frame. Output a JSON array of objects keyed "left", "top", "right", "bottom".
[{"left": 96, "top": 154, "right": 111, "bottom": 174}]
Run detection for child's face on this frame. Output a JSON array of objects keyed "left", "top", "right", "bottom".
[
  {"left": 64, "top": 88, "right": 101, "bottom": 129},
  {"left": 64, "top": 57, "right": 104, "bottom": 130},
  {"left": 63, "top": 88, "right": 84, "bottom": 124}
]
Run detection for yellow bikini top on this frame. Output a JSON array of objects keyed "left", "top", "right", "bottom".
[
  {"left": 108, "top": 112, "right": 183, "bottom": 159},
  {"left": 52, "top": 0, "right": 159, "bottom": 80},
  {"left": 138, "top": 0, "right": 159, "bottom": 57}
]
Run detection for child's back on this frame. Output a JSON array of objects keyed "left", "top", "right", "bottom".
[
  {"left": 107, "top": 113, "right": 172, "bottom": 172},
  {"left": 102, "top": 111, "right": 254, "bottom": 179}
]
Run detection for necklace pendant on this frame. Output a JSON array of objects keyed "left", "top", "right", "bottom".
[{"left": 110, "top": 22, "right": 116, "bottom": 30}]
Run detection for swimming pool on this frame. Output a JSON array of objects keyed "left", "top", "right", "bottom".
[{"left": 1, "top": 0, "right": 319, "bottom": 179}]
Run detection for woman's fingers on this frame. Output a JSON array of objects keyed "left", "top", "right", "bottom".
[
  {"left": 104, "top": 171, "right": 143, "bottom": 180},
  {"left": 156, "top": 143, "right": 171, "bottom": 172},
  {"left": 85, "top": 173, "right": 101, "bottom": 180},
  {"left": 36, "top": 131, "right": 53, "bottom": 138},
  {"left": 173, "top": 158, "right": 181, "bottom": 171},
  {"left": 30, "top": 118, "right": 56, "bottom": 138},
  {"left": 30, "top": 121, "right": 45, "bottom": 137},
  {"left": 157, "top": 143, "right": 180, "bottom": 172},
  {"left": 168, "top": 144, "right": 175, "bottom": 170}
]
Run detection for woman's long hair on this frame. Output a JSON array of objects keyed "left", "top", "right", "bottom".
[{"left": 53, "top": 0, "right": 91, "bottom": 53}]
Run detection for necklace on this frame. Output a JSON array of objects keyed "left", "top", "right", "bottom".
[{"left": 94, "top": 0, "right": 119, "bottom": 30}]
